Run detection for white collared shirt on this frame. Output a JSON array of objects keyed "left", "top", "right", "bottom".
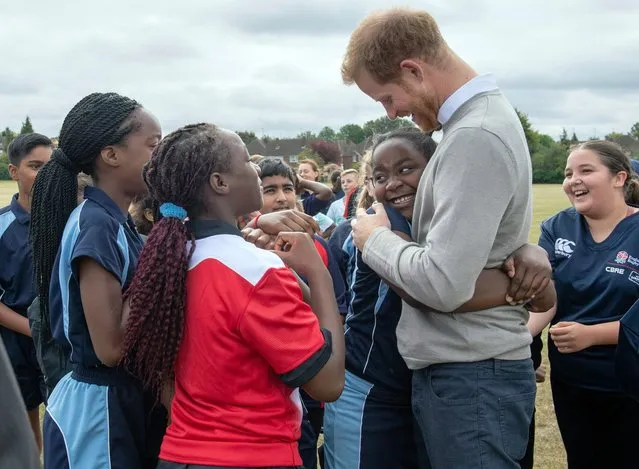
[{"left": 437, "top": 73, "right": 499, "bottom": 125}]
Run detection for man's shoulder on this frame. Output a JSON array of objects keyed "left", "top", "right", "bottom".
[{"left": 446, "top": 92, "right": 526, "bottom": 155}]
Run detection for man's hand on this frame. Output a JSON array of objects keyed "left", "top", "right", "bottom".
[
  {"left": 502, "top": 244, "right": 552, "bottom": 304},
  {"left": 535, "top": 364, "right": 546, "bottom": 383},
  {"left": 549, "top": 322, "right": 594, "bottom": 353},
  {"left": 351, "top": 203, "right": 391, "bottom": 251}
]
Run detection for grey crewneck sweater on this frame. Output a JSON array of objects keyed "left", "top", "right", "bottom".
[{"left": 362, "top": 89, "right": 533, "bottom": 369}]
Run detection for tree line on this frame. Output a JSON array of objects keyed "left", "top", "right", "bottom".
[{"left": 2, "top": 115, "right": 639, "bottom": 183}]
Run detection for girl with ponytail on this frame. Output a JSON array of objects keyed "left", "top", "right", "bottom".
[{"left": 31, "top": 92, "right": 165, "bottom": 469}]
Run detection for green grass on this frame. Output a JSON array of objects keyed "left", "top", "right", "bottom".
[
  {"left": 0, "top": 180, "right": 15, "bottom": 205},
  {"left": 4, "top": 181, "right": 570, "bottom": 468}
]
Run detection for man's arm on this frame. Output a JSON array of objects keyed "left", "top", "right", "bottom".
[{"left": 361, "top": 129, "right": 520, "bottom": 312}]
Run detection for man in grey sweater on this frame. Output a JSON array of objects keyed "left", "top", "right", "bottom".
[{"left": 344, "top": 8, "right": 535, "bottom": 469}]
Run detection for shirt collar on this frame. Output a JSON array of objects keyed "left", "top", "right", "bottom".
[
  {"left": 10, "top": 194, "right": 30, "bottom": 225},
  {"left": 84, "top": 186, "right": 127, "bottom": 224},
  {"left": 187, "top": 219, "right": 242, "bottom": 240},
  {"left": 437, "top": 73, "right": 499, "bottom": 125}
]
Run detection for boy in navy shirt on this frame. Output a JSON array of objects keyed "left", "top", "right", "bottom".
[
  {"left": 258, "top": 156, "right": 347, "bottom": 469},
  {"left": 0, "top": 133, "right": 52, "bottom": 451}
]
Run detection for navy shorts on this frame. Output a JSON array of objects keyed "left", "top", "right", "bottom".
[
  {"left": 323, "top": 371, "right": 428, "bottom": 469},
  {"left": 0, "top": 327, "right": 44, "bottom": 410},
  {"left": 44, "top": 366, "right": 167, "bottom": 469}
]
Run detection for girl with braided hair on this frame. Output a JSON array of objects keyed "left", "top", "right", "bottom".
[
  {"left": 29, "top": 92, "right": 165, "bottom": 469},
  {"left": 121, "top": 123, "right": 344, "bottom": 469}
]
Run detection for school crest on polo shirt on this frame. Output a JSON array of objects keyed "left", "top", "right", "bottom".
[{"left": 607, "top": 250, "right": 639, "bottom": 285}]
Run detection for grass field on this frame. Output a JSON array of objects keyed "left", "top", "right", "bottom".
[{"left": 0, "top": 181, "right": 571, "bottom": 468}]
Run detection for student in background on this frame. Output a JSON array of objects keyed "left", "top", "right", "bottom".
[
  {"left": 297, "top": 159, "right": 334, "bottom": 215},
  {"left": 120, "top": 124, "right": 345, "bottom": 469},
  {"left": 326, "top": 169, "right": 359, "bottom": 224},
  {"left": 130, "top": 193, "right": 158, "bottom": 239},
  {"left": 30, "top": 92, "right": 165, "bottom": 469},
  {"left": 535, "top": 140, "right": 639, "bottom": 468},
  {"left": 0, "top": 133, "right": 52, "bottom": 452},
  {"left": 330, "top": 170, "right": 344, "bottom": 200},
  {"left": 258, "top": 156, "right": 348, "bottom": 469},
  {"left": 258, "top": 157, "right": 347, "bottom": 314}
]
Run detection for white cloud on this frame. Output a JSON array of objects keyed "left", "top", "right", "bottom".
[{"left": 1, "top": 0, "right": 637, "bottom": 141}]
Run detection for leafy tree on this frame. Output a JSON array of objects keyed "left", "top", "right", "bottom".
[
  {"left": 0, "top": 152, "right": 9, "bottom": 180},
  {"left": 362, "top": 116, "right": 414, "bottom": 137},
  {"left": 337, "top": 124, "right": 367, "bottom": 144},
  {"left": 532, "top": 141, "right": 567, "bottom": 183},
  {"left": 570, "top": 132, "right": 579, "bottom": 144},
  {"left": 296, "top": 147, "right": 316, "bottom": 163},
  {"left": 297, "top": 130, "right": 316, "bottom": 140},
  {"left": 311, "top": 140, "right": 341, "bottom": 164},
  {"left": 318, "top": 126, "right": 337, "bottom": 141},
  {"left": 539, "top": 134, "right": 555, "bottom": 148},
  {"left": 236, "top": 130, "right": 257, "bottom": 145},
  {"left": 605, "top": 131, "right": 625, "bottom": 141},
  {"left": 631, "top": 122, "right": 639, "bottom": 139},
  {"left": 1, "top": 127, "right": 16, "bottom": 152},
  {"left": 515, "top": 109, "right": 540, "bottom": 156},
  {"left": 559, "top": 128, "right": 569, "bottom": 147},
  {"left": 20, "top": 116, "right": 34, "bottom": 135}
]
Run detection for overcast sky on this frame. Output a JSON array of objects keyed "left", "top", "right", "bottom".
[{"left": 1, "top": 0, "right": 638, "bottom": 141}]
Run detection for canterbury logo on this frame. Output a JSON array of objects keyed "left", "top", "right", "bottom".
[{"left": 555, "top": 238, "right": 575, "bottom": 257}]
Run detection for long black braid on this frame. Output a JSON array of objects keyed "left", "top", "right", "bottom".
[{"left": 30, "top": 92, "right": 142, "bottom": 338}]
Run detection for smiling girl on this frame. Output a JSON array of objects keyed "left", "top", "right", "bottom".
[
  {"left": 323, "top": 128, "right": 554, "bottom": 469},
  {"left": 534, "top": 140, "right": 639, "bottom": 468}
]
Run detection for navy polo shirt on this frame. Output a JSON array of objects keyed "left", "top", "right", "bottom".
[
  {"left": 328, "top": 220, "right": 353, "bottom": 288},
  {"left": 343, "top": 205, "right": 412, "bottom": 396},
  {"left": 49, "top": 186, "right": 143, "bottom": 368},
  {"left": 539, "top": 207, "right": 639, "bottom": 392},
  {"left": 301, "top": 191, "right": 332, "bottom": 216},
  {"left": 0, "top": 195, "right": 35, "bottom": 317}
]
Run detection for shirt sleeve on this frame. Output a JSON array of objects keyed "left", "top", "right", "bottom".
[
  {"left": 314, "top": 235, "right": 348, "bottom": 315},
  {"left": 303, "top": 194, "right": 332, "bottom": 216},
  {"left": 327, "top": 222, "right": 349, "bottom": 282},
  {"left": 538, "top": 218, "right": 558, "bottom": 269},
  {"left": 326, "top": 200, "right": 340, "bottom": 223},
  {"left": 239, "top": 267, "right": 332, "bottom": 388},
  {"left": 362, "top": 128, "right": 519, "bottom": 312},
  {"left": 71, "top": 214, "right": 126, "bottom": 284}
]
